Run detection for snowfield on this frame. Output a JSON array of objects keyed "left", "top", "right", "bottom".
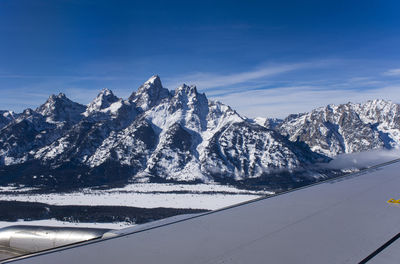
[
  {"left": 102, "top": 183, "right": 273, "bottom": 194},
  {"left": 0, "top": 183, "right": 271, "bottom": 210}
]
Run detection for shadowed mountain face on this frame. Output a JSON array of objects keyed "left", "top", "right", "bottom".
[
  {"left": 0, "top": 111, "right": 18, "bottom": 130},
  {"left": 0, "top": 75, "right": 398, "bottom": 189}
]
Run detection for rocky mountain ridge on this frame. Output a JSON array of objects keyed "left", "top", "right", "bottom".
[
  {"left": 276, "top": 99, "right": 400, "bottom": 157},
  {"left": 0, "top": 75, "right": 398, "bottom": 189}
]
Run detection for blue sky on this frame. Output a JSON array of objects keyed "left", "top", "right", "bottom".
[{"left": 1, "top": 0, "right": 400, "bottom": 118}]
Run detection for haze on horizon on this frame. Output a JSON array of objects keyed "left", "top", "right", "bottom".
[{"left": 0, "top": 0, "right": 400, "bottom": 118}]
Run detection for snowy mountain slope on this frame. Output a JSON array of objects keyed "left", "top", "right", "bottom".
[
  {"left": 79, "top": 82, "right": 251, "bottom": 184},
  {"left": 0, "top": 106, "right": 77, "bottom": 166},
  {"left": 35, "top": 98, "right": 138, "bottom": 167},
  {"left": 0, "top": 93, "right": 90, "bottom": 167},
  {"left": 0, "top": 75, "right": 398, "bottom": 189},
  {"left": 87, "top": 117, "right": 157, "bottom": 172},
  {"left": 201, "top": 121, "right": 324, "bottom": 181},
  {"left": 277, "top": 100, "right": 400, "bottom": 157},
  {"left": 353, "top": 99, "right": 400, "bottom": 148}
]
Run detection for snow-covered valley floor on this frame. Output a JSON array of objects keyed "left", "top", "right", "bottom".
[
  {"left": 0, "top": 183, "right": 272, "bottom": 230},
  {"left": 0, "top": 183, "right": 272, "bottom": 210}
]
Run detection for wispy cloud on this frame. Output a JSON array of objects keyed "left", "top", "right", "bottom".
[
  {"left": 162, "top": 61, "right": 400, "bottom": 118},
  {"left": 383, "top": 68, "right": 400, "bottom": 76},
  {"left": 213, "top": 85, "right": 400, "bottom": 118},
  {"left": 164, "top": 62, "right": 321, "bottom": 90}
]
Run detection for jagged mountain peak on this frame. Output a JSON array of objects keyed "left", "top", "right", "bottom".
[
  {"left": 98, "top": 88, "right": 113, "bottom": 96},
  {"left": 95, "top": 88, "right": 116, "bottom": 101},
  {"left": 131, "top": 75, "right": 163, "bottom": 97},
  {"left": 36, "top": 93, "right": 86, "bottom": 123},
  {"left": 48, "top": 92, "right": 67, "bottom": 100},
  {"left": 175, "top": 83, "right": 198, "bottom": 95},
  {"left": 173, "top": 84, "right": 204, "bottom": 103},
  {"left": 0, "top": 110, "right": 17, "bottom": 130},
  {"left": 324, "top": 99, "right": 393, "bottom": 110},
  {"left": 144, "top": 74, "right": 162, "bottom": 86},
  {"left": 41, "top": 93, "right": 69, "bottom": 106},
  {"left": 168, "top": 84, "right": 209, "bottom": 119},
  {"left": 355, "top": 99, "right": 400, "bottom": 129},
  {"left": 22, "top": 108, "right": 35, "bottom": 116},
  {"left": 1, "top": 110, "right": 16, "bottom": 119},
  {"left": 357, "top": 99, "right": 398, "bottom": 112},
  {"left": 129, "top": 75, "right": 170, "bottom": 111},
  {"left": 85, "top": 88, "right": 120, "bottom": 115},
  {"left": 37, "top": 93, "right": 74, "bottom": 113}
]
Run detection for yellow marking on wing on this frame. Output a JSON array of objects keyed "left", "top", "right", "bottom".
[{"left": 387, "top": 198, "right": 400, "bottom": 204}]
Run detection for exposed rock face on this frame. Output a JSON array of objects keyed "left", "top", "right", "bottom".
[
  {"left": 129, "top": 75, "right": 170, "bottom": 111},
  {"left": 36, "top": 93, "right": 86, "bottom": 124}
]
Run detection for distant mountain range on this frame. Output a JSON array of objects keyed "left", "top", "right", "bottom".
[
  {"left": 0, "top": 75, "right": 399, "bottom": 189},
  {"left": 277, "top": 100, "right": 400, "bottom": 157}
]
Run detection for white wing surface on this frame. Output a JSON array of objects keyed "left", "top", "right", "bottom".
[{"left": 4, "top": 160, "right": 400, "bottom": 264}]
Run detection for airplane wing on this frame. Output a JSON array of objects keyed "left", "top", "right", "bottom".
[{"left": 2, "top": 159, "right": 400, "bottom": 264}]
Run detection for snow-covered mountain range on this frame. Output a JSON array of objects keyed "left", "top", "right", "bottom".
[
  {"left": 276, "top": 100, "right": 400, "bottom": 157},
  {"left": 0, "top": 76, "right": 398, "bottom": 188}
]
